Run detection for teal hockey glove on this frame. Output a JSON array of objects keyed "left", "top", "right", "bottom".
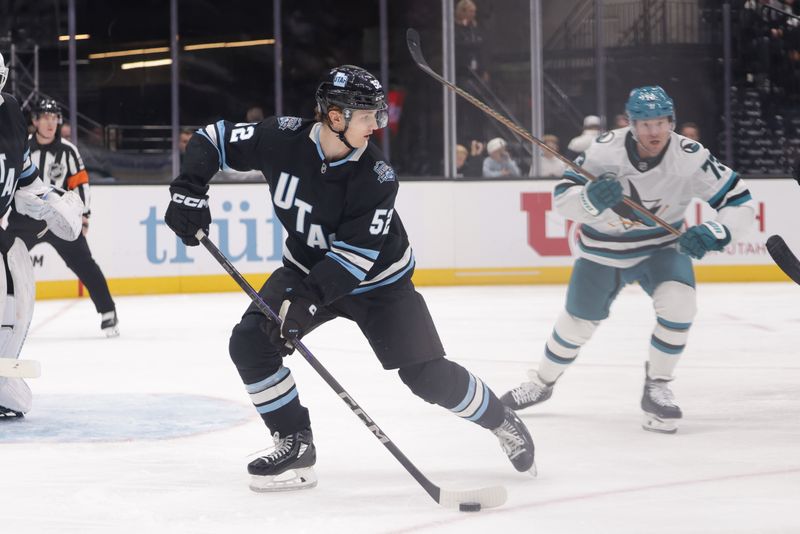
[
  {"left": 678, "top": 221, "right": 731, "bottom": 259},
  {"left": 580, "top": 172, "right": 624, "bottom": 216}
]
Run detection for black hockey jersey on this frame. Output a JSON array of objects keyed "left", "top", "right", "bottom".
[
  {"left": 0, "top": 93, "right": 39, "bottom": 218},
  {"left": 176, "top": 117, "right": 414, "bottom": 306}
]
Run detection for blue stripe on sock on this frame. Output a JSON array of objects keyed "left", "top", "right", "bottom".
[
  {"left": 545, "top": 346, "right": 575, "bottom": 365},
  {"left": 255, "top": 388, "right": 298, "bottom": 414},
  {"left": 552, "top": 330, "right": 580, "bottom": 350},
  {"left": 451, "top": 374, "right": 476, "bottom": 413},
  {"left": 466, "top": 384, "right": 490, "bottom": 422},
  {"left": 657, "top": 316, "right": 692, "bottom": 331},
  {"left": 650, "top": 335, "right": 685, "bottom": 355},
  {"left": 246, "top": 367, "right": 290, "bottom": 393}
]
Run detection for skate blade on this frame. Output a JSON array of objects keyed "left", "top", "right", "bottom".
[
  {"left": 103, "top": 326, "right": 120, "bottom": 338},
  {"left": 642, "top": 413, "right": 678, "bottom": 434},
  {"left": 249, "top": 467, "right": 318, "bottom": 493}
]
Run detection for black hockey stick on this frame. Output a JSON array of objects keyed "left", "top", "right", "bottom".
[
  {"left": 406, "top": 28, "right": 680, "bottom": 236},
  {"left": 766, "top": 234, "right": 800, "bottom": 285},
  {"left": 196, "top": 230, "right": 507, "bottom": 509}
]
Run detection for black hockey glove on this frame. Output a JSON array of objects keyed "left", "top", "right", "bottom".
[
  {"left": 268, "top": 285, "right": 319, "bottom": 356},
  {"left": 165, "top": 184, "right": 211, "bottom": 246}
]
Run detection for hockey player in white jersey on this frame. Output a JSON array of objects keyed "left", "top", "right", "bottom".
[{"left": 501, "top": 86, "right": 755, "bottom": 433}]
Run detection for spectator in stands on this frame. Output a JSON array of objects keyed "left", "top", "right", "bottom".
[
  {"left": 454, "top": 0, "right": 489, "bottom": 148},
  {"left": 246, "top": 106, "right": 265, "bottom": 123},
  {"left": 455, "top": 140, "right": 484, "bottom": 178},
  {"left": 60, "top": 121, "right": 72, "bottom": 140},
  {"left": 456, "top": 144, "right": 469, "bottom": 178},
  {"left": 179, "top": 129, "right": 194, "bottom": 155},
  {"left": 483, "top": 137, "right": 521, "bottom": 178},
  {"left": 567, "top": 115, "right": 602, "bottom": 156},
  {"left": 679, "top": 122, "right": 701, "bottom": 142},
  {"left": 179, "top": 128, "right": 194, "bottom": 166},
  {"left": 614, "top": 114, "right": 630, "bottom": 129},
  {"left": 531, "top": 134, "right": 566, "bottom": 178}
]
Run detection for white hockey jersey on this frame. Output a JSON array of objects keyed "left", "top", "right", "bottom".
[{"left": 554, "top": 127, "right": 755, "bottom": 268}]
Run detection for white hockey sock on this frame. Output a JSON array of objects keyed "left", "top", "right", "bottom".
[
  {"left": 537, "top": 310, "right": 599, "bottom": 384},
  {"left": 649, "top": 282, "right": 695, "bottom": 379},
  {"left": 648, "top": 317, "right": 689, "bottom": 379}
]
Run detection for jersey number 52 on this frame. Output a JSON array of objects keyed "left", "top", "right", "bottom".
[{"left": 369, "top": 209, "right": 394, "bottom": 235}]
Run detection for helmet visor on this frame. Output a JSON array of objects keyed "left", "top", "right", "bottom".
[{"left": 346, "top": 103, "right": 389, "bottom": 129}]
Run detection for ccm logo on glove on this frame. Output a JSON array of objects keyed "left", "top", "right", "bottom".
[{"left": 171, "top": 192, "right": 209, "bottom": 209}]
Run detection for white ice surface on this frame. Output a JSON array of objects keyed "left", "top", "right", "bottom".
[{"left": 1, "top": 283, "right": 799, "bottom": 533}]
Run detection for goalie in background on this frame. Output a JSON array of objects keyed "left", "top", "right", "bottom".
[
  {"left": 6, "top": 99, "right": 119, "bottom": 337},
  {"left": 0, "top": 53, "right": 84, "bottom": 418},
  {"left": 501, "top": 86, "right": 755, "bottom": 434}
]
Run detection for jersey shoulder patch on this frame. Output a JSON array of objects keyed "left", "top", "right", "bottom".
[
  {"left": 679, "top": 138, "right": 701, "bottom": 154},
  {"left": 596, "top": 131, "right": 615, "bottom": 144},
  {"left": 277, "top": 116, "right": 304, "bottom": 131},
  {"left": 373, "top": 161, "right": 396, "bottom": 183}
]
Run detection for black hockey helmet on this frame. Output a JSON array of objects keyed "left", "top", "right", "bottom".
[
  {"left": 315, "top": 65, "right": 388, "bottom": 129},
  {"left": 33, "top": 98, "right": 63, "bottom": 122}
]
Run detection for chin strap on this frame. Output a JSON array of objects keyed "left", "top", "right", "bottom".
[{"left": 326, "top": 122, "right": 357, "bottom": 151}]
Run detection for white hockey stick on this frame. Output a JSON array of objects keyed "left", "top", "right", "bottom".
[{"left": 0, "top": 358, "right": 41, "bottom": 378}]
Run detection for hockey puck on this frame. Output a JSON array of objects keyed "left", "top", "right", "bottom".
[{"left": 459, "top": 502, "right": 481, "bottom": 512}]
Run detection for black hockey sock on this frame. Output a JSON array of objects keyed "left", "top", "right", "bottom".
[{"left": 398, "top": 358, "right": 504, "bottom": 429}]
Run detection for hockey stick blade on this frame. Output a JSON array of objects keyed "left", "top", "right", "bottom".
[
  {"left": 405, "top": 27, "right": 679, "bottom": 236},
  {"left": 767, "top": 234, "right": 800, "bottom": 285},
  {"left": 195, "top": 230, "right": 507, "bottom": 509},
  {"left": 0, "top": 358, "right": 41, "bottom": 378}
]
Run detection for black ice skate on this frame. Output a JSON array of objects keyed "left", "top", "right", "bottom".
[
  {"left": 248, "top": 429, "right": 317, "bottom": 492},
  {"left": 500, "top": 371, "right": 554, "bottom": 411},
  {"left": 641, "top": 363, "right": 682, "bottom": 434},
  {"left": 101, "top": 310, "right": 119, "bottom": 338},
  {"left": 492, "top": 406, "right": 536, "bottom": 475}
]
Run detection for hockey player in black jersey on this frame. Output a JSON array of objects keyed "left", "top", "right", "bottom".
[
  {"left": 165, "top": 65, "right": 535, "bottom": 491},
  {"left": 0, "top": 53, "right": 84, "bottom": 418},
  {"left": 6, "top": 99, "right": 119, "bottom": 337}
]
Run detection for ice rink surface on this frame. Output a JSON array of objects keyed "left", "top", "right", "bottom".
[{"left": 2, "top": 282, "right": 799, "bottom": 533}]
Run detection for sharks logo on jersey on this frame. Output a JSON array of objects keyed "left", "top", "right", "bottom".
[
  {"left": 680, "top": 138, "right": 700, "bottom": 153},
  {"left": 597, "top": 131, "right": 615, "bottom": 144},
  {"left": 611, "top": 181, "right": 663, "bottom": 228}
]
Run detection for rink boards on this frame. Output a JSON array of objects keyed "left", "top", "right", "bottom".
[{"left": 29, "top": 178, "right": 794, "bottom": 299}]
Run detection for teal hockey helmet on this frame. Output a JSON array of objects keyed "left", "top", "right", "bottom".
[{"left": 625, "top": 86, "right": 675, "bottom": 123}]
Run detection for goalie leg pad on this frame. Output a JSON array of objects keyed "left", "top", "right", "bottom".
[
  {"left": 0, "top": 375, "right": 32, "bottom": 414},
  {"left": 0, "top": 239, "right": 35, "bottom": 359}
]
